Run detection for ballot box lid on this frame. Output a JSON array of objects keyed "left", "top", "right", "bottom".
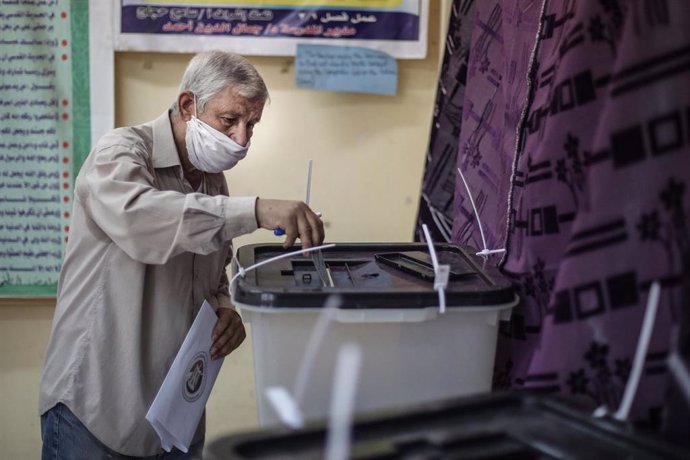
[
  {"left": 232, "top": 243, "right": 515, "bottom": 309},
  {"left": 205, "top": 392, "right": 690, "bottom": 460}
]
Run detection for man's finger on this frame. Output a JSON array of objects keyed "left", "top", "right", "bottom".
[
  {"left": 212, "top": 324, "right": 243, "bottom": 356},
  {"left": 212, "top": 312, "right": 231, "bottom": 340},
  {"left": 212, "top": 326, "right": 246, "bottom": 358},
  {"left": 220, "top": 328, "right": 246, "bottom": 357},
  {"left": 307, "top": 211, "right": 324, "bottom": 246},
  {"left": 283, "top": 230, "right": 298, "bottom": 249},
  {"left": 297, "top": 214, "right": 314, "bottom": 249}
]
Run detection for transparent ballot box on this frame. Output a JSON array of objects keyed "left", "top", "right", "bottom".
[{"left": 231, "top": 243, "right": 517, "bottom": 427}]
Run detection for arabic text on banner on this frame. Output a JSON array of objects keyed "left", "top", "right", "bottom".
[{"left": 115, "top": 1, "right": 428, "bottom": 59}]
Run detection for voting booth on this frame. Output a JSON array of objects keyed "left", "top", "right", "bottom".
[{"left": 231, "top": 243, "right": 517, "bottom": 427}]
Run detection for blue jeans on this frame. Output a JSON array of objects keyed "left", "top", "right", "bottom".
[{"left": 41, "top": 404, "right": 204, "bottom": 459}]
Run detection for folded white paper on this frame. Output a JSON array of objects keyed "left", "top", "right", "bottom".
[{"left": 146, "top": 300, "right": 224, "bottom": 452}]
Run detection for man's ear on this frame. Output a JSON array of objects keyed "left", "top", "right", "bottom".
[{"left": 178, "top": 91, "right": 195, "bottom": 121}]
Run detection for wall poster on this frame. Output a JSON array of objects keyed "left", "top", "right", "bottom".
[
  {"left": 115, "top": 0, "right": 428, "bottom": 58},
  {"left": 0, "top": 0, "right": 90, "bottom": 297}
]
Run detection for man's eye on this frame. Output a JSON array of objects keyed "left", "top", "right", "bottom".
[{"left": 222, "top": 118, "right": 236, "bottom": 125}]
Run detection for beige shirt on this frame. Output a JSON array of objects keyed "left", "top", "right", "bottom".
[{"left": 39, "top": 112, "right": 257, "bottom": 456}]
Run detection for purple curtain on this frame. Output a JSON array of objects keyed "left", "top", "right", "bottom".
[
  {"left": 414, "top": 0, "right": 475, "bottom": 243},
  {"left": 417, "top": 0, "right": 690, "bottom": 434}
]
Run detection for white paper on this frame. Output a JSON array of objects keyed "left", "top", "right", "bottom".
[{"left": 146, "top": 300, "right": 224, "bottom": 452}]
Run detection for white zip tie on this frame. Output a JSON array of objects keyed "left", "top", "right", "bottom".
[
  {"left": 422, "top": 224, "right": 448, "bottom": 314},
  {"left": 613, "top": 281, "right": 661, "bottom": 421},
  {"left": 456, "top": 167, "right": 505, "bottom": 257},
  {"left": 436, "top": 282, "right": 447, "bottom": 315},
  {"left": 233, "top": 259, "right": 246, "bottom": 279},
  {"left": 422, "top": 223, "right": 440, "bottom": 268},
  {"left": 265, "top": 387, "right": 303, "bottom": 429},
  {"left": 325, "top": 342, "right": 362, "bottom": 460},
  {"left": 476, "top": 248, "right": 507, "bottom": 256}
]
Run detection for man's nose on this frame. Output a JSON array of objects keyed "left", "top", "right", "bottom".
[{"left": 230, "top": 125, "right": 249, "bottom": 147}]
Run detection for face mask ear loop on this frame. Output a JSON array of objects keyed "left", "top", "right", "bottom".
[{"left": 192, "top": 93, "right": 198, "bottom": 119}]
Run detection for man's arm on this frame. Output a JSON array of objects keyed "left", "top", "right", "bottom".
[{"left": 79, "top": 143, "right": 258, "bottom": 265}]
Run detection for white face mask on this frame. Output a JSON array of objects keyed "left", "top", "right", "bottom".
[{"left": 184, "top": 98, "right": 249, "bottom": 173}]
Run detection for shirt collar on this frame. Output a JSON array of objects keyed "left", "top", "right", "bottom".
[{"left": 152, "top": 111, "right": 182, "bottom": 169}]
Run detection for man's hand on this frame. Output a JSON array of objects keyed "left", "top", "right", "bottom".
[
  {"left": 211, "top": 307, "right": 246, "bottom": 360},
  {"left": 255, "top": 198, "right": 325, "bottom": 249}
]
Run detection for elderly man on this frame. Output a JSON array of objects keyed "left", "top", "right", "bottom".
[{"left": 39, "top": 51, "right": 323, "bottom": 459}]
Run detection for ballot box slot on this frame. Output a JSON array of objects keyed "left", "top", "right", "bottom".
[
  {"left": 281, "top": 259, "right": 369, "bottom": 288},
  {"left": 375, "top": 251, "right": 478, "bottom": 282}
]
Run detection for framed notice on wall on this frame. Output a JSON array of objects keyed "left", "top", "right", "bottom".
[
  {"left": 0, "top": 0, "right": 91, "bottom": 297},
  {"left": 114, "top": 0, "right": 428, "bottom": 58}
]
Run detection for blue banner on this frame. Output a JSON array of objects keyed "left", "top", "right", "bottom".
[{"left": 115, "top": 1, "right": 428, "bottom": 59}]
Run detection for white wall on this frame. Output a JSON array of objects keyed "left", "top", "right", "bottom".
[{"left": 0, "top": 1, "right": 449, "bottom": 457}]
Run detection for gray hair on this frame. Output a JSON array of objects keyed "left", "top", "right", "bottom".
[{"left": 171, "top": 51, "right": 268, "bottom": 115}]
